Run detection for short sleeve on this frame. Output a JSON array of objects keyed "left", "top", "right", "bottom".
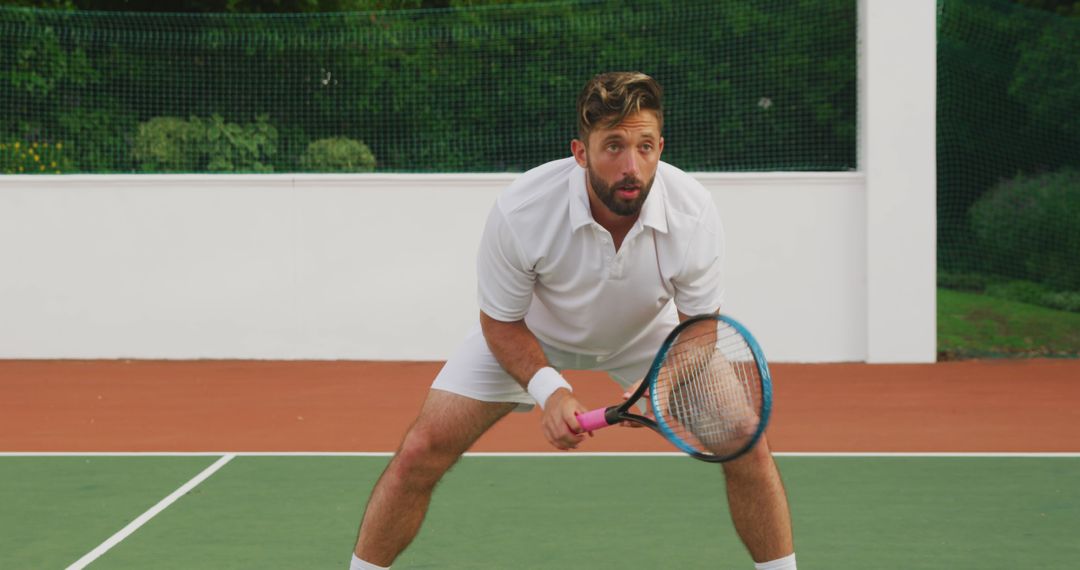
[
  {"left": 476, "top": 205, "right": 535, "bottom": 321},
  {"left": 672, "top": 200, "right": 725, "bottom": 315}
]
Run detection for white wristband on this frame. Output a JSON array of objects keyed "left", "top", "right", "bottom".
[{"left": 526, "top": 367, "right": 571, "bottom": 409}]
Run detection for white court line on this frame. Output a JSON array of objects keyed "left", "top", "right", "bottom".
[
  {"left": 2, "top": 451, "right": 1079, "bottom": 458},
  {"left": 65, "top": 453, "right": 235, "bottom": 570}
]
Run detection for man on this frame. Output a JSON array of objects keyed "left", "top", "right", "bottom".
[{"left": 351, "top": 72, "right": 796, "bottom": 570}]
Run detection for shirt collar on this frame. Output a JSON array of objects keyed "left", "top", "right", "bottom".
[
  {"left": 569, "top": 164, "right": 594, "bottom": 232},
  {"left": 568, "top": 163, "right": 669, "bottom": 234},
  {"left": 639, "top": 172, "right": 669, "bottom": 234}
]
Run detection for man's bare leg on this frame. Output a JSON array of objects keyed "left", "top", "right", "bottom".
[
  {"left": 354, "top": 389, "right": 516, "bottom": 567},
  {"left": 721, "top": 435, "right": 795, "bottom": 563}
]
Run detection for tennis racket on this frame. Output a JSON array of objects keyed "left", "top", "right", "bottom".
[{"left": 575, "top": 313, "right": 773, "bottom": 463}]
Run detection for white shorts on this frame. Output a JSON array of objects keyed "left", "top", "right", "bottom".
[{"left": 431, "top": 321, "right": 675, "bottom": 412}]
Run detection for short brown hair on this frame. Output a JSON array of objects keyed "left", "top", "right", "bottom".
[{"left": 576, "top": 72, "right": 664, "bottom": 141}]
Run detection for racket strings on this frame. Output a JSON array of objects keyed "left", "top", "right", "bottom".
[{"left": 654, "top": 322, "right": 763, "bottom": 456}]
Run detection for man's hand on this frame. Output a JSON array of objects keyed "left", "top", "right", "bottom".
[{"left": 541, "top": 388, "right": 590, "bottom": 450}]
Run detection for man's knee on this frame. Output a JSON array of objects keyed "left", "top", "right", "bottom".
[
  {"left": 388, "top": 425, "right": 464, "bottom": 487},
  {"left": 722, "top": 438, "right": 777, "bottom": 479}
]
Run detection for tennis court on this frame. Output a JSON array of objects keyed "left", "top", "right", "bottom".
[
  {"left": 2, "top": 0, "right": 1078, "bottom": 567},
  {"left": 3, "top": 360, "right": 1078, "bottom": 569}
]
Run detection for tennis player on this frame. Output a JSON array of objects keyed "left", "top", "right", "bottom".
[{"left": 351, "top": 72, "right": 796, "bottom": 570}]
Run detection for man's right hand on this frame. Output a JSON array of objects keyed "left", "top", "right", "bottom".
[{"left": 540, "top": 388, "right": 589, "bottom": 450}]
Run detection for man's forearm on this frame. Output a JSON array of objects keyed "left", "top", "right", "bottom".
[
  {"left": 479, "top": 311, "right": 550, "bottom": 389},
  {"left": 480, "top": 312, "right": 584, "bottom": 448}
]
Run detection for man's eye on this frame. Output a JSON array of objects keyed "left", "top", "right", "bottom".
[
  {"left": 641, "top": 144, "right": 653, "bottom": 152},
  {"left": 606, "top": 143, "right": 621, "bottom": 152}
]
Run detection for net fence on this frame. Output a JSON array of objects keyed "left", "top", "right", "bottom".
[
  {"left": 0, "top": 0, "right": 857, "bottom": 175},
  {"left": 938, "top": 0, "right": 1080, "bottom": 320}
]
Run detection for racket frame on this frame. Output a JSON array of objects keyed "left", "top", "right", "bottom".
[{"left": 591, "top": 313, "right": 773, "bottom": 463}]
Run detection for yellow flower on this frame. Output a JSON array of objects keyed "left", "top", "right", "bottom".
[
  {"left": 34, "top": 155, "right": 40, "bottom": 162},
  {"left": 32, "top": 142, "right": 38, "bottom": 148},
  {"left": 55, "top": 170, "right": 61, "bottom": 174},
  {"left": 14, "top": 142, "right": 19, "bottom": 150},
  {"left": 18, "top": 166, "right": 24, "bottom": 172},
  {"left": 51, "top": 161, "right": 57, "bottom": 167},
  {"left": 40, "top": 165, "right": 46, "bottom": 171},
  {"left": 56, "top": 142, "right": 63, "bottom": 150}
]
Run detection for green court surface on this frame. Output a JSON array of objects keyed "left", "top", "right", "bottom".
[
  {"left": 0, "top": 456, "right": 220, "bottom": 568},
  {"left": 2, "top": 455, "right": 1078, "bottom": 569}
]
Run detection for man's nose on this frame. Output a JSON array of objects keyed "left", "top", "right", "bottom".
[{"left": 623, "top": 151, "right": 641, "bottom": 178}]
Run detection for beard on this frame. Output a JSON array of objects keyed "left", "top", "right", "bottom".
[{"left": 587, "top": 165, "right": 655, "bottom": 217}]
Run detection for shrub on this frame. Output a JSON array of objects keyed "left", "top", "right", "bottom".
[
  {"left": 132, "top": 117, "right": 205, "bottom": 172},
  {"left": 1042, "top": 291, "right": 1080, "bottom": 313},
  {"left": 969, "top": 169, "right": 1080, "bottom": 291},
  {"left": 0, "top": 139, "right": 74, "bottom": 174},
  {"left": 299, "top": 137, "right": 376, "bottom": 172},
  {"left": 200, "top": 114, "right": 277, "bottom": 173},
  {"left": 133, "top": 114, "right": 278, "bottom": 173},
  {"left": 985, "top": 280, "right": 1052, "bottom": 306},
  {"left": 58, "top": 104, "right": 137, "bottom": 172},
  {"left": 937, "top": 271, "right": 993, "bottom": 292},
  {"left": 980, "top": 279, "right": 1080, "bottom": 313}
]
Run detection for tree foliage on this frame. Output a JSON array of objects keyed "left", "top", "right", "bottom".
[
  {"left": 0, "top": 0, "right": 858, "bottom": 173},
  {"left": 937, "top": 0, "right": 1080, "bottom": 298}
]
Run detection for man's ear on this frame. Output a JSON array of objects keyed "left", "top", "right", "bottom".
[{"left": 571, "top": 138, "right": 588, "bottom": 168}]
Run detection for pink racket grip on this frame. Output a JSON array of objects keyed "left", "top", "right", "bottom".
[{"left": 575, "top": 407, "right": 614, "bottom": 432}]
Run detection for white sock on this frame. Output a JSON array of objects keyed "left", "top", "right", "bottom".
[
  {"left": 754, "top": 553, "right": 796, "bottom": 570},
  {"left": 350, "top": 553, "right": 390, "bottom": 570}
]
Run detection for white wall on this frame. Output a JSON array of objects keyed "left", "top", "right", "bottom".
[
  {"left": 0, "top": 2, "right": 937, "bottom": 363},
  {"left": 0, "top": 172, "right": 872, "bottom": 362},
  {"left": 702, "top": 173, "right": 868, "bottom": 362}
]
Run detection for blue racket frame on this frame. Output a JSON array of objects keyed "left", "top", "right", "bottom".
[{"left": 645, "top": 314, "right": 774, "bottom": 462}]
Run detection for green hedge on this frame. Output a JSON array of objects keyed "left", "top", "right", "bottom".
[
  {"left": 133, "top": 115, "right": 278, "bottom": 173},
  {"left": 969, "top": 169, "right": 1080, "bottom": 291},
  {"left": 300, "top": 137, "right": 376, "bottom": 172}
]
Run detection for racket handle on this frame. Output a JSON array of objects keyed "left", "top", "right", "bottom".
[{"left": 575, "top": 407, "right": 615, "bottom": 432}]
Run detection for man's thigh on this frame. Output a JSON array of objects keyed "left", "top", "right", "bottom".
[
  {"left": 430, "top": 325, "right": 536, "bottom": 411},
  {"left": 431, "top": 319, "right": 673, "bottom": 410},
  {"left": 601, "top": 318, "right": 676, "bottom": 389},
  {"left": 408, "top": 388, "right": 518, "bottom": 454}
]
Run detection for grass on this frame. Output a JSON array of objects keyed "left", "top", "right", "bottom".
[{"left": 938, "top": 288, "right": 1080, "bottom": 359}]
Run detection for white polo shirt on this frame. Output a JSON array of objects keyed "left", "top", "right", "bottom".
[{"left": 477, "top": 156, "right": 724, "bottom": 358}]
